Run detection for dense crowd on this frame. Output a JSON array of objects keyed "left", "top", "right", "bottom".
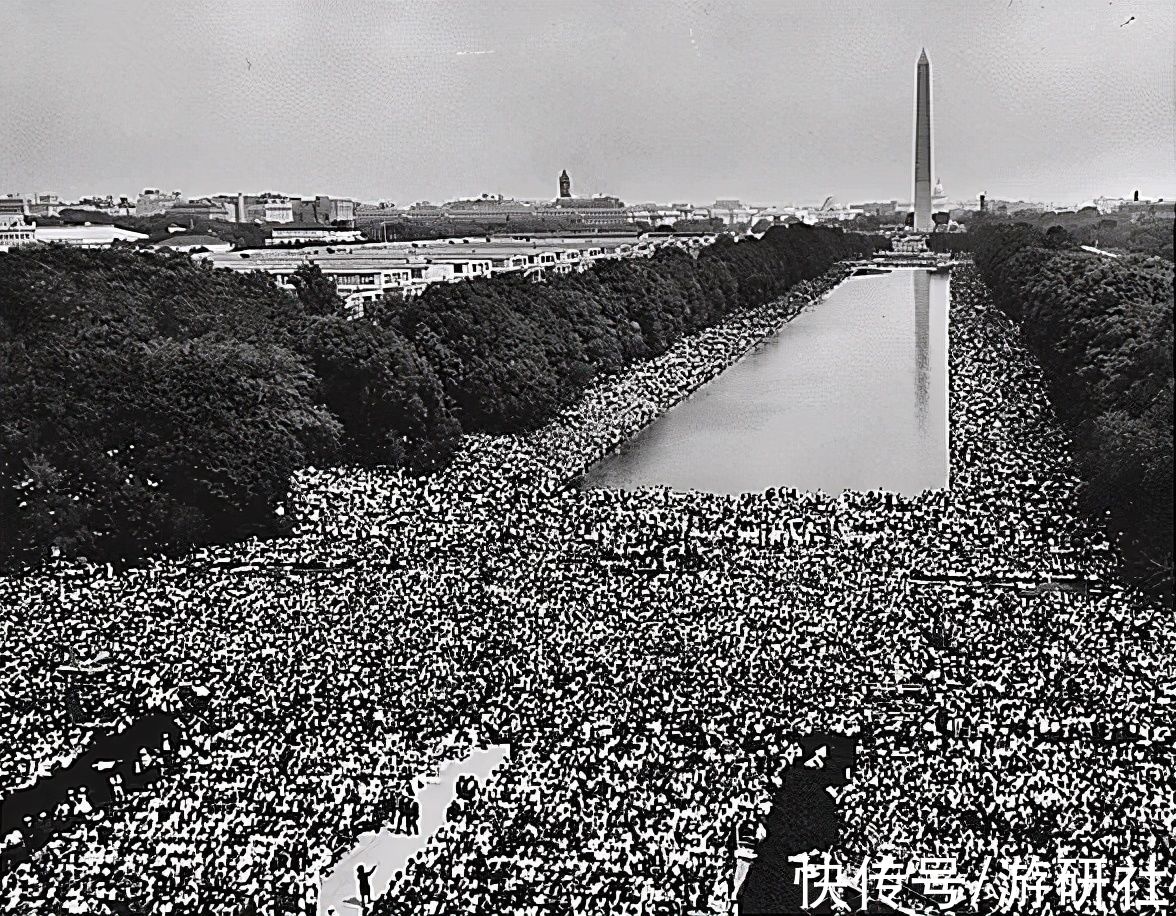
[
  {"left": 972, "top": 222, "right": 1174, "bottom": 593},
  {"left": 1, "top": 265, "right": 1170, "bottom": 915}
]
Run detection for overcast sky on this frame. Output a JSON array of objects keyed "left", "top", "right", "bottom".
[{"left": 2, "top": 0, "right": 1172, "bottom": 206}]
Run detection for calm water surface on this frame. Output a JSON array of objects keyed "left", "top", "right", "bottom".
[{"left": 580, "top": 269, "right": 949, "bottom": 496}]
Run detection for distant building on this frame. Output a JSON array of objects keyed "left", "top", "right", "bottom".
[
  {"left": 403, "top": 203, "right": 446, "bottom": 220},
  {"left": 195, "top": 232, "right": 715, "bottom": 311},
  {"left": 0, "top": 196, "right": 28, "bottom": 226},
  {"left": 806, "top": 197, "right": 864, "bottom": 223},
  {"left": 989, "top": 199, "right": 1048, "bottom": 214},
  {"left": 168, "top": 199, "right": 233, "bottom": 222},
  {"left": 153, "top": 234, "right": 234, "bottom": 254},
  {"left": 329, "top": 198, "right": 355, "bottom": 225},
  {"left": 292, "top": 196, "right": 357, "bottom": 226},
  {"left": 0, "top": 198, "right": 151, "bottom": 249},
  {"left": 440, "top": 196, "right": 539, "bottom": 223},
  {"left": 33, "top": 225, "right": 148, "bottom": 247},
  {"left": 550, "top": 194, "right": 629, "bottom": 226},
  {"left": 352, "top": 202, "right": 403, "bottom": 232},
  {"left": 72, "top": 195, "right": 133, "bottom": 216},
  {"left": 290, "top": 199, "right": 318, "bottom": 224},
  {"left": 559, "top": 169, "right": 572, "bottom": 198},
  {"left": 244, "top": 194, "right": 295, "bottom": 224},
  {"left": 1092, "top": 196, "right": 1129, "bottom": 213},
  {"left": 267, "top": 225, "right": 365, "bottom": 246},
  {"left": 28, "top": 194, "right": 64, "bottom": 218},
  {"left": 354, "top": 202, "right": 397, "bottom": 218},
  {"left": 707, "top": 200, "right": 756, "bottom": 226},
  {"left": 0, "top": 198, "right": 34, "bottom": 251},
  {"left": 1117, "top": 198, "right": 1175, "bottom": 221},
  {"left": 136, "top": 188, "right": 183, "bottom": 218},
  {"left": 259, "top": 194, "right": 294, "bottom": 224},
  {"left": 853, "top": 200, "right": 901, "bottom": 219},
  {"left": 626, "top": 203, "right": 691, "bottom": 227},
  {"left": 0, "top": 225, "right": 36, "bottom": 250},
  {"left": 399, "top": 193, "right": 631, "bottom": 228},
  {"left": 809, "top": 208, "right": 864, "bottom": 223},
  {"left": 551, "top": 194, "right": 626, "bottom": 209},
  {"left": 356, "top": 192, "right": 638, "bottom": 230}
]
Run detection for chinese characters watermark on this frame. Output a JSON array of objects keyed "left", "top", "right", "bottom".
[{"left": 788, "top": 852, "right": 1173, "bottom": 912}]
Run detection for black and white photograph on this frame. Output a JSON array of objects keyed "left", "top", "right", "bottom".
[{"left": 0, "top": 2, "right": 1173, "bottom": 914}]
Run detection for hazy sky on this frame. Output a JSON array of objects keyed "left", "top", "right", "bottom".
[{"left": 2, "top": 0, "right": 1173, "bottom": 206}]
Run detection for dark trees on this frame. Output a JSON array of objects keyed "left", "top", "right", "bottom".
[
  {"left": 302, "top": 317, "right": 461, "bottom": 471},
  {"left": 1, "top": 225, "right": 877, "bottom": 570},
  {"left": 1, "top": 328, "right": 340, "bottom": 568},
  {"left": 0, "top": 247, "right": 339, "bottom": 568},
  {"left": 972, "top": 225, "right": 1174, "bottom": 594},
  {"left": 290, "top": 263, "right": 345, "bottom": 316}
]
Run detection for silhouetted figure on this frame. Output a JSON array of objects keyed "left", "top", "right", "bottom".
[
  {"left": 356, "top": 864, "right": 375, "bottom": 908},
  {"left": 738, "top": 767, "right": 841, "bottom": 914},
  {"left": 739, "top": 734, "right": 856, "bottom": 915}
]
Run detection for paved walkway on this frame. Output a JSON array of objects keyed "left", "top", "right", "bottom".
[{"left": 318, "top": 744, "right": 509, "bottom": 915}]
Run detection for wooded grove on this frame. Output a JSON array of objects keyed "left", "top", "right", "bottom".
[
  {"left": 0, "top": 225, "right": 875, "bottom": 571},
  {"left": 972, "top": 223, "right": 1174, "bottom": 594}
]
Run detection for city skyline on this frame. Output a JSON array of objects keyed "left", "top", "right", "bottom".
[
  {"left": 7, "top": 176, "right": 1157, "bottom": 215},
  {"left": 2, "top": 1, "right": 1174, "bottom": 206}
]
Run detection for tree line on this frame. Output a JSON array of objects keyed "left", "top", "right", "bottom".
[
  {"left": 0, "top": 225, "right": 876, "bottom": 571},
  {"left": 972, "top": 222, "right": 1174, "bottom": 595},
  {"left": 932, "top": 207, "right": 1174, "bottom": 261}
]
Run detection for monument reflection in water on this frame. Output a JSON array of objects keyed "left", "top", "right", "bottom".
[
  {"left": 915, "top": 267, "right": 931, "bottom": 429},
  {"left": 580, "top": 269, "right": 949, "bottom": 496}
]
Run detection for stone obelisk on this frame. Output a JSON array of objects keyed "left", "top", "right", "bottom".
[{"left": 913, "top": 48, "right": 933, "bottom": 232}]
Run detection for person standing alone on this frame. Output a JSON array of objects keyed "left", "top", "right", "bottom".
[{"left": 356, "top": 863, "right": 376, "bottom": 910}]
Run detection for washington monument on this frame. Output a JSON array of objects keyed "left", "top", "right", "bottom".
[{"left": 913, "top": 48, "right": 933, "bottom": 231}]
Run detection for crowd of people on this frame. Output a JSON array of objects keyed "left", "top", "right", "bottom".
[{"left": 1, "top": 264, "right": 1170, "bottom": 915}]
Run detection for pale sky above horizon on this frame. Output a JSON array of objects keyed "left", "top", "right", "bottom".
[{"left": 2, "top": 0, "right": 1173, "bottom": 207}]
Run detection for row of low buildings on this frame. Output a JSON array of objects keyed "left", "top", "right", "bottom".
[
  {"left": 1087, "top": 195, "right": 1175, "bottom": 221},
  {"left": 150, "top": 224, "right": 366, "bottom": 251},
  {"left": 348, "top": 174, "right": 873, "bottom": 233},
  {"left": 354, "top": 194, "right": 870, "bottom": 233},
  {"left": 193, "top": 233, "right": 719, "bottom": 313},
  {"left": 2, "top": 192, "right": 723, "bottom": 307},
  {"left": 9, "top": 166, "right": 933, "bottom": 245},
  {"left": 3, "top": 193, "right": 137, "bottom": 219},
  {"left": 0, "top": 199, "right": 150, "bottom": 250},
  {"left": 959, "top": 194, "right": 1173, "bottom": 221},
  {"left": 0, "top": 223, "right": 149, "bottom": 250},
  {"left": 135, "top": 190, "right": 358, "bottom": 225},
  {"left": 1, "top": 189, "right": 359, "bottom": 226},
  {"left": 0, "top": 194, "right": 366, "bottom": 253}
]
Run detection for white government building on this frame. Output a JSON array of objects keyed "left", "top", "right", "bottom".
[
  {"left": 195, "top": 234, "right": 718, "bottom": 313},
  {"left": 0, "top": 200, "right": 149, "bottom": 252}
]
